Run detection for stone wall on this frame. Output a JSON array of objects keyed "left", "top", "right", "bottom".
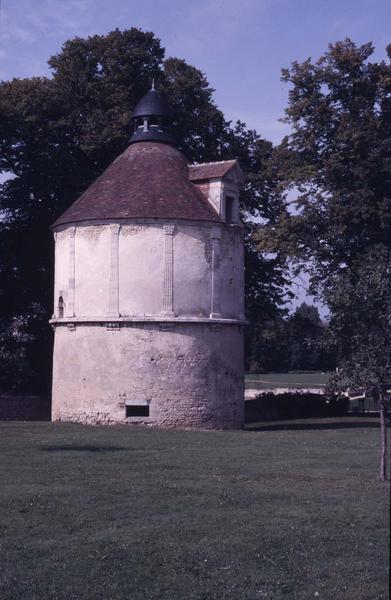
[
  {"left": 0, "top": 396, "right": 51, "bottom": 421},
  {"left": 52, "top": 322, "right": 244, "bottom": 429}
]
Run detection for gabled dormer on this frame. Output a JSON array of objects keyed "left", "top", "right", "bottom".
[{"left": 189, "top": 160, "right": 244, "bottom": 224}]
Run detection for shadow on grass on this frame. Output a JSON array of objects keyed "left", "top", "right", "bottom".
[
  {"left": 40, "top": 445, "right": 129, "bottom": 452},
  {"left": 245, "top": 419, "right": 385, "bottom": 432}
]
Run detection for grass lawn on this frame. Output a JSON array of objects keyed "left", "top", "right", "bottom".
[
  {"left": 0, "top": 419, "right": 389, "bottom": 600},
  {"left": 245, "top": 372, "right": 331, "bottom": 389}
]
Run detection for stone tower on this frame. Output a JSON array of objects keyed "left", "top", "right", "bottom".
[{"left": 50, "top": 86, "right": 245, "bottom": 428}]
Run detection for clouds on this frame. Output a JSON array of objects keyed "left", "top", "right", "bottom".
[
  {"left": 1, "top": 23, "right": 36, "bottom": 44},
  {"left": 1, "top": 0, "right": 92, "bottom": 42},
  {"left": 0, "top": 0, "right": 97, "bottom": 79},
  {"left": 162, "top": 0, "right": 266, "bottom": 60},
  {"left": 223, "top": 107, "right": 289, "bottom": 144},
  {"left": 28, "top": 0, "right": 93, "bottom": 38}
]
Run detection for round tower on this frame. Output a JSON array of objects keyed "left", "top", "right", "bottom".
[{"left": 50, "top": 86, "right": 245, "bottom": 429}]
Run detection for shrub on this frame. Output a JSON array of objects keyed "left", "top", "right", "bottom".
[{"left": 245, "top": 392, "right": 349, "bottom": 422}]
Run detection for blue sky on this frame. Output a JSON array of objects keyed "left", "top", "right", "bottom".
[
  {"left": 0, "top": 0, "right": 389, "bottom": 143},
  {"left": 0, "top": 0, "right": 389, "bottom": 313}
]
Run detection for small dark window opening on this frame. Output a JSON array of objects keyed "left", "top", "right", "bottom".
[
  {"left": 58, "top": 295, "right": 64, "bottom": 318},
  {"left": 149, "top": 116, "right": 158, "bottom": 127},
  {"left": 225, "top": 196, "right": 235, "bottom": 223},
  {"left": 126, "top": 405, "right": 149, "bottom": 417}
]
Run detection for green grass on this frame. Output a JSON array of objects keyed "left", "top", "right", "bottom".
[
  {"left": 0, "top": 419, "right": 389, "bottom": 600},
  {"left": 245, "top": 372, "right": 332, "bottom": 389}
]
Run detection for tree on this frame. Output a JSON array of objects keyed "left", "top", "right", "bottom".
[
  {"left": 287, "top": 303, "right": 335, "bottom": 371},
  {"left": 246, "top": 314, "right": 290, "bottom": 373},
  {"left": 256, "top": 39, "right": 391, "bottom": 479},
  {"left": 289, "top": 303, "right": 322, "bottom": 370},
  {"left": 325, "top": 247, "right": 391, "bottom": 480},
  {"left": 0, "top": 314, "right": 36, "bottom": 394},
  {"left": 246, "top": 302, "right": 336, "bottom": 374},
  {"left": 0, "top": 28, "right": 289, "bottom": 393}
]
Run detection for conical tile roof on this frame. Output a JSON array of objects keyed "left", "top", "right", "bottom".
[{"left": 52, "top": 142, "right": 221, "bottom": 228}]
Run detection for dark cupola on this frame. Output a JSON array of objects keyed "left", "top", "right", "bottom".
[{"left": 129, "top": 81, "right": 176, "bottom": 146}]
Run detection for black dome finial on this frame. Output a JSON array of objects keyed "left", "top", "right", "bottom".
[{"left": 129, "top": 83, "right": 176, "bottom": 145}]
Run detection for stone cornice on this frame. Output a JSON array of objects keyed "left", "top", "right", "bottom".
[
  {"left": 51, "top": 217, "right": 244, "bottom": 233},
  {"left": 49, "top": 316, "right": 247, "bottom": 326}
]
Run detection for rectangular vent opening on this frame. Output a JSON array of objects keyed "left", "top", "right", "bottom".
[
  {"left": 126, "top": 405, "right": 150, "bottom": 417},
  {"left": 225, "top": 196, "right": 234, "bottom": 223}
]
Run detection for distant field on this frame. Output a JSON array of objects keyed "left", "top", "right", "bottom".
[
  {"left": 0, "top": 419, "right": 388, "bottom": 600},
  {"left": 245, "top": 372, "right": 332, "bottom": 389}
]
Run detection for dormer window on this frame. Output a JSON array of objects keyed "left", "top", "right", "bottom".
[
  {"left": 188, "top": 160, "right": 244, "bottom": 221},
  {"left": 225, "top": 196, "right": 235, "bottom": 224}
]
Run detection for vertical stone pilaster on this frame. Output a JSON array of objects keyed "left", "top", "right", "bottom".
[
  {"left": 67, "top": 226, "right": 76, "bottom": 317},
  {"left": 210, "top": 227, "right": 222, "bottom": 319},
  {"left": 107, "top": 224, "right": 121, "bottom": 316},
  {"left": 52, "top": 231, "right": 58, "bottom": 317},
  {"left": 161, "top": 224, "right": 175, "bottom": 316}
]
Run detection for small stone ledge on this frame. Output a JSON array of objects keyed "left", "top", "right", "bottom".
[{"left": 125, "top": 417, "right": 152, "bottom": 425}]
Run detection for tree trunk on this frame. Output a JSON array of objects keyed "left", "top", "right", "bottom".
[{"left": 379, "top": 393, "right": 388, "bottom": 481}]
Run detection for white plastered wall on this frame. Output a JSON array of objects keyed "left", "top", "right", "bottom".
[
  {"left": 119, "top": 225, "right": 164, "bottom": 316},
  {"left": 53, "top": 221, "right": 244, "bottom": 320},
  {"left": 75, "top": 225, "right": 111, "bottom": 317}
]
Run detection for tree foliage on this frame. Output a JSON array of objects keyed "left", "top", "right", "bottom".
[
  {"left": 247, "top": 302, "right": 335, "bottom": 374},
  {"left": 287, "top": 303, "right": 334, "bottom": 371},
  {"left": 256, "top": 39, "right": 391, "bottom": 279}
]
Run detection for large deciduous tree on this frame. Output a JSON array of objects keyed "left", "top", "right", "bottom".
[
  {"left": 0, "top": 28, "right": 288, "bottom": 394},
  {"left": 256, "top": 39, "right": 391, "bottom": 479}
]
